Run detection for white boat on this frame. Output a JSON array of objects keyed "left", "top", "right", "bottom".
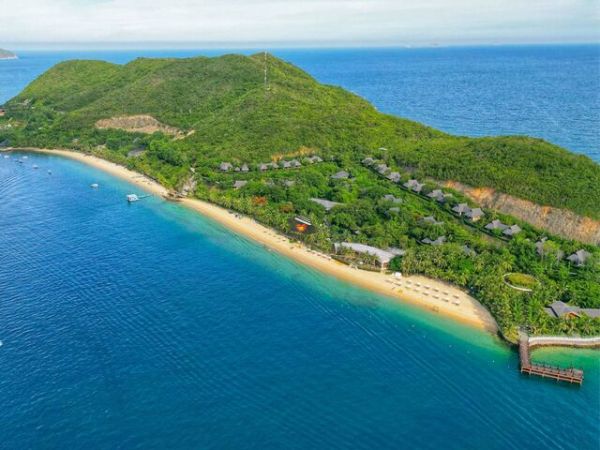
[
  {"left": 33, "top": 164, "right": 39, "bottom": 169},
  {"left": 3, "top": 155, "right": 8, "bottom": 159},
  {"left": 48, "top": 170, "right": 52, "bottom": 174},
  {"left": 127, "top": 194, "right": 139, "bottom": 202},
  {"left": 90, "top": 183, "right": 99, "bottom": 188},
  {"left": 22, "top": 156, "right": 28, "bottom": 159}
]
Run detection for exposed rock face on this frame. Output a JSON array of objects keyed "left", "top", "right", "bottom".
[
  {"left": 179, "top": 174, "right": 197, "bottom": 197},
  {"left": 445, "top": 181, "right": 600, "bottom": 245},
  {"left": 95, "top": 115, "right": 183, "bottom": 137}
]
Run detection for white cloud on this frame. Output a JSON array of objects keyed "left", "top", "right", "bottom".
[{"left": 1, "top": 0, "right": 598, "bottom": 46}]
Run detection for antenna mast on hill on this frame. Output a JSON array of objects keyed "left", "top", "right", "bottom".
[{"left": 264, "top": 51, "right": 270, "bottom": 92}]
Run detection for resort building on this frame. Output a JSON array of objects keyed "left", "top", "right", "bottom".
[
  {"left": 290, "top": 216, "right": 313, "bottom": 234},
  {"left": 383, "top": 194, "right": 403, "bottom": 204},
  {"left": 361, "top": 157, "right": 375, "bottom": 166},
  {"left": 503, "top": 224, "right": 522, "bottom": 237},
  {"left": 421, "top": 236, "right": 446, "bottom": 246},
  {"left": 310, "top": 198, "right": 343, "bottom": 211},
  {"left": 241, "top": 164, "right": 249, "bottom": 172},
  {"left": 386, "top": 172, "right": 401, "bottom": 183},
  {"left": 334, "top": 242, "right": 404, "bottom": 269},
  {"left": 290, "top": 160, "right": 302, "bottom": 168},
  {"left": 453, "top": 204, "right": 485, "bottom": 222},
  {"left": 331, "top": 170, "right": 350, "bottom": 180},
  {"left": 465, "top": 207, "right": 485, "bottom": 222},
  {"left": 427, "top": 189, "right": 449, "bottom": 203},
  {"left": 233, "top": 180, "right": 248, "bottom": 189},
  {"left": 219, "top": 162, "right": 233, "bottom": 172},
  {"left": 567, "top": 249, "right": 592, "bottom": 267},
  {"left": 127, "top": 146, "right": 146, "bottom": 158},
  {"left": 375, "top": 164, "right": 389, "bottom": 175},
  {"left": 305, "top": 155, "right": 323, "bottom": 164},
  {"left": 421, "top": 216, "right": 443, "bottom": 226},
  {"left": 403, "top": 179, "right": 424, "bottom": 193},
  {"left": 485, "top": 219, "right": 508, "bottom": 231},
  {"left": 280, "top": 160, "right": 292, "bottom": 169},
  {"left": 544, "top": 301, "right": 600, "bottom": 319},
  {"left": 452, "top": 203, "right": 470, "bottom": 216}
]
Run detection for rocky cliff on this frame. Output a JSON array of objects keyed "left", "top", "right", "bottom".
[{"left": 445, "top": 181, "right": 600, "bottom": 245}]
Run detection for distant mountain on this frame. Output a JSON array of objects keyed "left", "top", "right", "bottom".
[
  {"left": 0, "top": 48, "right": 17, "bottom": 60},
  {"left": 3, "top": 53, "right": 600, "bottom": 219}
]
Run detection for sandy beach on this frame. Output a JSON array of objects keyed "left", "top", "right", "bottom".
[{"left": 7, "top": 148, "right": 498, "bottom": 333}]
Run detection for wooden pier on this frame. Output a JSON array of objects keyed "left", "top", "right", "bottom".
[{"left": 518, "top": 332, "right": 584, "bottom": 385}]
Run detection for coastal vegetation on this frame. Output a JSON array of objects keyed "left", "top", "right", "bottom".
[{"left": 1, "top": 53, "right": 598, "bottom": 341}]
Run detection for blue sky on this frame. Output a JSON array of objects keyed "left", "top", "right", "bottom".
[{"left": 2, "top": 0, "right": 599, "bottom": 48}]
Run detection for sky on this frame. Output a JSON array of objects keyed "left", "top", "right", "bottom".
[{"left": 1, "top": 0, "right": 599, "bottom": 48}]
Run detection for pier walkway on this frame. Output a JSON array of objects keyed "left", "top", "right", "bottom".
[{"left": 518, "top": 332, "right": 586, "bottom": 385}]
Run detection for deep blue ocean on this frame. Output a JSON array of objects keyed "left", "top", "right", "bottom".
[{"left": 1, "top": 47, "right": 599, "bottom": 449}]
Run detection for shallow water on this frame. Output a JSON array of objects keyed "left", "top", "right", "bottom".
[{"left": 0, "top": 152, "right": 598, "bottom": 449}]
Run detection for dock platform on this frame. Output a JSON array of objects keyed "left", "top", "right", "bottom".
[{"left": 519, "top": 332, "right": 583, "bottom": 385}]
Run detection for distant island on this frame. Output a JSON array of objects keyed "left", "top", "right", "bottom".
[
  {"left": 0, "top": 48, "right": 17, "bottom": 60},
  {"left": 1, "top": 53, "right": 598, "bottom": 341}
]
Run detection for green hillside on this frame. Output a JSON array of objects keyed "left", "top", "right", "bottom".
[{"left": 3, "top": 53, "right": 599, "bottom": 218}]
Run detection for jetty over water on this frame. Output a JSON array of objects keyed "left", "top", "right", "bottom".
[{"left": 517, "top": 332, "right": 600, "bottom": 385}]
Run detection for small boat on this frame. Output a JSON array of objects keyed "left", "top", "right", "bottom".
[
  {"left": 3, "top": 155, "right": 9, "bottom": 159},
  {"left": 127, "top": 194, "right": 139, "bottom": 202},
  {"left": 90, "top": 183, "right": 99, "bottom": 189},
  {"left": 22, "top": 156, "right": 28, "bottom": 159},
  {"left": 47, "top": 170, "right": 52, "bottom": 174},
  {"left": 33, "top": 164, "right": 39, "bottom": 169}
]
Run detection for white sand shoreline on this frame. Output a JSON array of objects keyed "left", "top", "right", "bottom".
[{"left": 5, "top": 147, "right": 498, "bottom": 333}]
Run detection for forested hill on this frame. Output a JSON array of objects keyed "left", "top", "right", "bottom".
[
  {"left": 0, "top": 48, "right": 17, "bottom": 59},
  {"left": 3, "top": 53, "right": 600, "bottom": 219}
]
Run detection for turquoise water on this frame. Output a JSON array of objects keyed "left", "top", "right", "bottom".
[
  {"left": 1, "top": 45, "right": 599, "bottom": 160},
  {"left": 1, "top": 151, "right": 598, "bottom": 449}
]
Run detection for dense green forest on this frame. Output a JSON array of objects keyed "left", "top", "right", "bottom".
[{"left": 1, "top": 53, "right": 598, "bottom": 340}]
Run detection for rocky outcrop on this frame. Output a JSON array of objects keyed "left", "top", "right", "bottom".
[
  {"left": 95, "top": 115, "right": 183, "bottom": 137},
  {"left": 445, "top": 181, "right": 600, "bottom": 245}
]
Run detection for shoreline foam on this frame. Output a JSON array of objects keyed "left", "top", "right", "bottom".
[{"left": 7, "top": 147, "right": 499, "bottom": 333}]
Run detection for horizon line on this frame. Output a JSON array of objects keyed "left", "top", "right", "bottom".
[{"left": 4, "top": 40, "right": 600, "bottom": 52}]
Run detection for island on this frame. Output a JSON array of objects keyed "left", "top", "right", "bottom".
[
  {"left": 1, "top": 53, "right": 598, "bottom": 345},
  {"left": 0, "top": 48, "right": 17, "bottom": 60}
]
